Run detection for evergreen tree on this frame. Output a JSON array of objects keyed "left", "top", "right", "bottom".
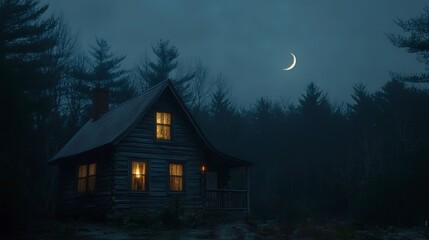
[
  {"left": 348, "top": 83, "right": 380, "bottom": 180},
  {"left": 210, "top": 74, "right": 235, "bottom": 118},
  {"left": 72, "top": 38, "right": 134, "bottom": 109},
  {"left": 298, "top": 82, "right": 331, "bottom": 119},
  {"left": 388, "top": 6, "right": 429, "bottom": 82},
  {"left": 206, "top": 75, "right": 240, "bottom": 154},
  {"left": 136, "top": 39, "right": 195, "bottom": 101},
  {"left": 0, "top": 0, "right": 59, "bottom": 235}
]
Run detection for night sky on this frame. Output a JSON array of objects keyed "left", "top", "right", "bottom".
[{"left": 45, "top": 0, "right": 427, "bottom": 105}]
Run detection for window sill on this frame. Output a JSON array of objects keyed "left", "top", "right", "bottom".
[
  {"left": 154, "top": 139, "right": 173, "bottom": 144},
  {"left": 128, "top": 191, "right": 150, "bottom": 194},
  {"left": 167, "top": 191, "right": 186, "bottom": 195}
]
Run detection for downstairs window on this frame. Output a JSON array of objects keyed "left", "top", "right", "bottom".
[
  {"left": 131, "top": 161, "right": 147, "bottom": 191},
  {"left": 77, "top": 163, "right": 96, "bottom": 193},
  {"left": 169, "top": 163, "right": 183, "bottom": 192}
]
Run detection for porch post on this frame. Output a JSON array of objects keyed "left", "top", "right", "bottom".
[{"left": 246, "top": 166, "right": 250, "bottom": 216}]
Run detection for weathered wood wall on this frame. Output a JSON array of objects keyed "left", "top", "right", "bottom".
[
  {"left": 113, "top": 89, "right": 205, "bottom": 213},
  {"left": 57, "top": 147, "right": 114, "bottom": 217}
]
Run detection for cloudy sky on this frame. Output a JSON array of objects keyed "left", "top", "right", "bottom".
[{"left": 45, "top": 0, "right": 427, "bottom": 105}]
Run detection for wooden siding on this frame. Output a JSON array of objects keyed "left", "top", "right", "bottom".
[
  {"left": 57, "top": 148, "right": 114, "bottom": 217},
  {"left": 113, "top": 89, "right": 205, "bottom": 212}
]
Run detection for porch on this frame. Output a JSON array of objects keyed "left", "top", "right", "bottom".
[
  {"left": 201, "top": 147, "right": 252, "bottom": 214},
  {"left": 203, "top": 189, "right": 248, "bottom": 212},
  {"left": 201, "top": 161, "right": 250, "bottom": 214}
]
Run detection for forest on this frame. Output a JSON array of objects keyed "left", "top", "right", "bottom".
[{"left": 1, "top": 0, "right": 429, "bottom": 238}]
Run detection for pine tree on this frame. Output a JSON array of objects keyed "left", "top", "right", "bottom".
[
  {"left": 388, "top": 6, "right": 429, "bottom": 82},
  {"left": 210, "top": 75, "right": 235, "bottom": 118},
  {"left": 72, "top": 38, "right": 134, "bottom": 108},
  {"left": 298, "top": 82, "right": 331, "bottom": 119},
  {"left": 0, "top": 0, "right": 59, "bottom": 235},
  {"left": 136, "top": 39, "right": 195, "bottom": 101}
]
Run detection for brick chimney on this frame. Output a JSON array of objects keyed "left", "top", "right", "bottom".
[{"left": 91, "top": 87, "right": 109, "bottom": 120}]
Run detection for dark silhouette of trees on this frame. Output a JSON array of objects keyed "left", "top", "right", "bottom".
[
  {"left": 205, "top": 75, "right": 241, "bottom": 154},
  {"left": 209, "top": 75, "right": 235, "bottom": 119},
  {"left": 72, "top": 38, "right": 134, "bottom": 109},
  {"left": 354, "top": 80, "right": 429, "bottom": 225},
  {"left": 389, "top": 6, "right": 429, "bottom": 82},
  {"left": 136, "top": 39, "right": 195, "bottom": 101},
  {"left": 0, "top": 0, "right": 60, "bottom": 235},
  {"left": 2, "top": 1, "right": 429, "bottom": 234},
  {"left": 188, "top": 59, "right": 211, "bottom": 119}
]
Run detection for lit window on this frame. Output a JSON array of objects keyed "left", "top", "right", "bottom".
[
  {"left": 156, "top": 112, "right": 171, "bottom": 140},
  {"left": 77, "top": 165, "right": 87, "bottom": 193},
  {"left": 169, "top": 163, "right": 183, "bottom": 192},
  {"left": 131, "top": 161, "right": 147, "bottom": 191},
  {"left": 88, "top": 163, "right": 96, "bottom": 192},
  {"left": 77, "top": 163, "right": 96, "bottom": 193}
]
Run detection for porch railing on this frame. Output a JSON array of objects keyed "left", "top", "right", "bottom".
[{"left": 203, "top": 189, "right": 248, "bottom": 210}]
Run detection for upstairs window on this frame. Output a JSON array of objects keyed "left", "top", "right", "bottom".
[
  {"left": 156, "top": 112, "right": 171, "bottom": 140},
  {"left": 131, "top": 161, "right": 147, "bottom": 191},
  {"left": 169, "top": 163, "right": 183, "bottom": 192},
  {"left": 77, "top": 163, "right": 96, "bottom": 193}
]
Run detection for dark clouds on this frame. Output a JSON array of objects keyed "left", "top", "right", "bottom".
[{"left": 45, "top": 0, "right": 427, "bottom": 104}]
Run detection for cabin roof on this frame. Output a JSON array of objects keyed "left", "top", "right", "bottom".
[{"left": 50, "top": 80, "right": 252, "bottom": 167}]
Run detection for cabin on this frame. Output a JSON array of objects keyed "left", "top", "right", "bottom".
[{"left": 49, "top": 80, "right": 252, "bottom": 217}]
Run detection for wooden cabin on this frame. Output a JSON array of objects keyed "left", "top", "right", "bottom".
[{"left": 49, "top": 80, "right": 252, "bottom": 217}]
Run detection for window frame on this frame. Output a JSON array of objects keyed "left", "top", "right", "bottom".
[
  {"left": 76, "top": 161, "right": 97, "bottom": 194},
  {"left": 168, "top": 161, "right": 185, "bottom": 193},
  {"left": 130, "top": 160, "right": 149, "bottom": 192},
  {"left": 155, "top": 111, "right": 172, "bottom": 142}
]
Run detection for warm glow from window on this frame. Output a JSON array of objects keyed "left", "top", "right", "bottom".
[
  {"left": 77, "top": 163, "right": 96, "bottom": 193},
  {"left": 156, "top": 112, "right": 171, "bottom": 140},
  {"left": 88, "top": 163, "right": 96, "bottom": 192},
  {"left": 169, "top": 163, "right": 183, "bottom": 192},
  {"left": 77, "top": 165, "right": 87, "bottom": 193},
  {"left": 131, "top": 161, "right": 146, "bottom": 191}
]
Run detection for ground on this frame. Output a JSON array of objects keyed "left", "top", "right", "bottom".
[{"left": 17, "top": 219, "right": 428, "bottom": 240}]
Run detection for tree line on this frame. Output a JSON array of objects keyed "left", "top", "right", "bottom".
[{"left": 1, "top": 0, "right": 429, "bottom": 235}]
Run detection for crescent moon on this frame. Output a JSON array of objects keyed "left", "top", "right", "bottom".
[{"left": 283, "top": 53, "right": 296, "bottom": 71}]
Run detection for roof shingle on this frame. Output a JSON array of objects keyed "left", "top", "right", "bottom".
[{"left": 50, "top": 81, "right": 167, "bottom": 161}]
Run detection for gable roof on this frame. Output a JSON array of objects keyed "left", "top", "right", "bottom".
[
  {"left": 50, "top": 80, "right": 252, "bottom": 167},
  {"left": 50, "top": 81, "right": 166, "bottom": 161}
]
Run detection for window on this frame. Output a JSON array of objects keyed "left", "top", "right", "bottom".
[
  {"left": 169, "top": 163, "right": 183, "bottom": 192},
  {"left": 156, "top": 112, "right": 171, "bottom": 140},
  {"left": 77, "top": 163, "right": 96, "bottom": 193},
  {"left": 131, "top": 161, "right": 147, "bottom": 191}
]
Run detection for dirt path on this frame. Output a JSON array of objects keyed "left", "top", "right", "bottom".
[
  {"left": 34, "top": 220, "right": 262, "bottom": 240},
  {"left": 215, "top": 220, "right": 259, "bottom": 239}
]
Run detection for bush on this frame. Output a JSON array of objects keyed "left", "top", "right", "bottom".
[{"left": 107, "top": 210, "right": 163, "bottom": 228}]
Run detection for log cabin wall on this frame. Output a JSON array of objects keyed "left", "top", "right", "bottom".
[
  {"left": 113, "top": 89, "right": 205, "bottom": 213},
  {"left": 57, "top": 148, "right": 114, "bottom": 217}
]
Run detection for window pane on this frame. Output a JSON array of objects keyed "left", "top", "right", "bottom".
[
  {"left": 88, "top": 176, "right": 96, "bottom": 192},
  {"left": 156, "top": 112, "right": 171, "bottom": 125},
  {"left": 131, "top": 161, "right": 146, "bottom": 191},
  {"left": 169, "top": 163, "right": 183, "bottom": 176},
  {"left": 156, "top": 125, "right": 171, "bottom": 140},
  {"left": 164, "top": 113, "right": 171, "bottom": 125},
  {"left": 156, "top": 112, "right": 162, "bottom": 124},
  {"left": 169, "top": 163, "right": 183, "bottom": 191},
  {"left": 170, "top": 176, "right": 183, "bottom": 191},
  {"left": 132, "top": 175, "right": 146, "bottom": 191},
  {"left": 89, "top": 163, "right": 96, "bottom": 176},
  {"left": 78, "top": 164, "right": 87, "bottom": 177},
  {"left": 78, "top": 178, "right": 87, "bottom": 193},
  {"left": 132, "top": 161, "right": 145, "bottom": 176}
]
